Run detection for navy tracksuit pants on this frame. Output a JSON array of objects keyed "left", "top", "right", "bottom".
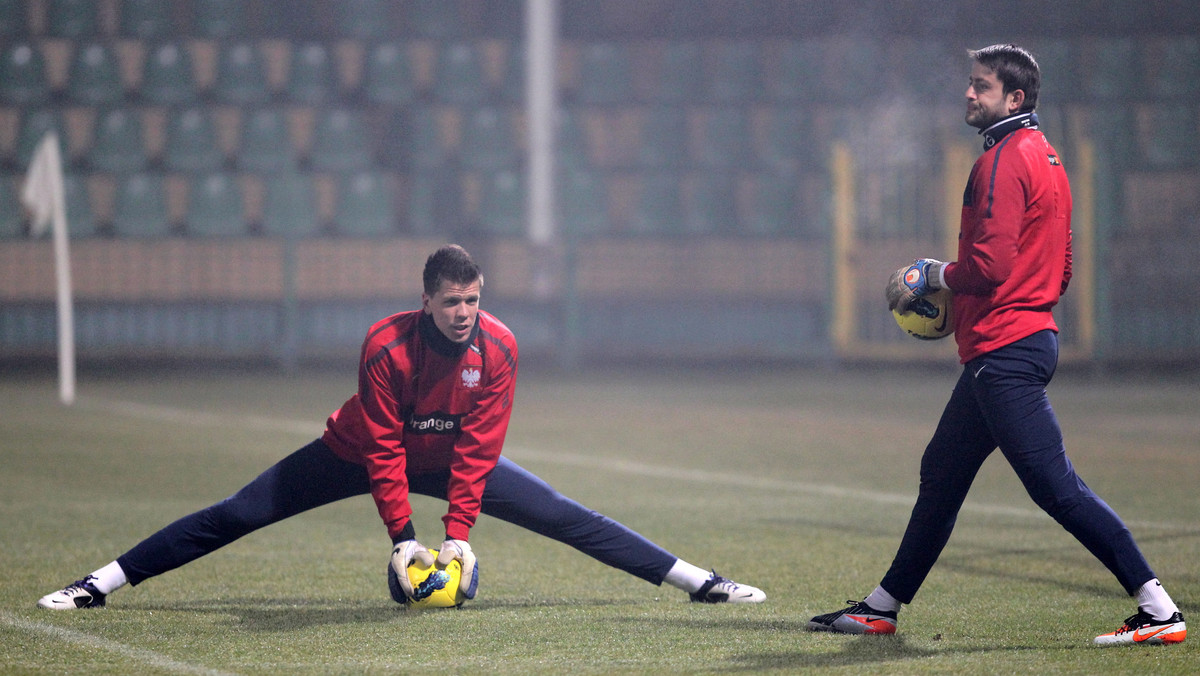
[
  {"left": 117, "top": 442, "right": 677, "bottom": 588},
  {"left": 880, "top": 330, "right": 1155, "bottom": 603}
]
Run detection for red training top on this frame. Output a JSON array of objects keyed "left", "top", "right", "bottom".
[
  {"left": 943, "top": 112, "right": 1074, "bottom": 363},
  {"left": 321, "top": 309, "right": 518, "bottom": 542}
]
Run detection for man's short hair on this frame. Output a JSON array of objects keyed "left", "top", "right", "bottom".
[
  {"left": 423, "top": 244, "right": 483, "bottom": 295},
  {"left": 970, "top": 43, "right": 1040, "bottom": 112}
]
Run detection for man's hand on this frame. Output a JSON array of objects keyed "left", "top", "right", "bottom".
[
  {"left": 436, "top": 539, "right": 479, "bottom": 600},
  {"left": 886, "top": 258, "right": 946, "bottom": 313},
  {"left": 388, "top": 540, "right": 434, "bottom": 603}
]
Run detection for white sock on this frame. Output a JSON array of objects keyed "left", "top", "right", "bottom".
[
  {"left": 89, "top": 561, "right": 129, "bottom": 595},
  {"left": 1136, "top": 578, "right": 1179, "bottom": 621},
  {"left": 864, "top": 585, "right": 901, "bottom": 613},
  {"left": 663, "top": 559, "right": 711, "bottom": 593}
]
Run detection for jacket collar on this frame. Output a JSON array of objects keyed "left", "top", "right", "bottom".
[
  {"left": 418, "top": 310, "right": 479, "bottom": 358},
  {"left": 980, "top": 111, "right": 1039, "bottom": 150}
]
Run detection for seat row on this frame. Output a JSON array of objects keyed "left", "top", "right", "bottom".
[{"left": 0, "top": 168, "right": 826, "bottom": 240}]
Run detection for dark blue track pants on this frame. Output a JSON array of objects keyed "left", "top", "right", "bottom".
[
  {"left": 879, "top": 330, "right": 1154, "bottom": 603},
  {"left": 117, "top": 442, "right": 677, "bottom": 587}
]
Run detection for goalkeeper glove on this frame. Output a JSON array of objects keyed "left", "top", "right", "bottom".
[
  {"left": 886, "top": 258, "right": 946, "bottom": 314},
  {"left": 388, "top": 540, "right": 434, "bottom": 604},
  {"left": 436, "top": 539, "right": 479, "bottom": 600}
]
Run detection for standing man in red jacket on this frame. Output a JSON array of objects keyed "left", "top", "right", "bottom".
[
  {"left": 38, "top": 244, "right": 764, "bottom": 609},
  {"left": 806, "top": 44, "right": 1184, "bottom": 645}
]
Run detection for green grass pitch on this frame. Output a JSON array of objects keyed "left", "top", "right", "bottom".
[{"left": 2, "top": 362, "right": 1197, "bottom": 674}]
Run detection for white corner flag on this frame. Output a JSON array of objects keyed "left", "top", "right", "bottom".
[{"left": 21, "top": 131, "right": 76, "bottom": 405}]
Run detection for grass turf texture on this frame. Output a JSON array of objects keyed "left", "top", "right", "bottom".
[{"left": 1, "top": 363, "right": 1197, "bottom": 674}]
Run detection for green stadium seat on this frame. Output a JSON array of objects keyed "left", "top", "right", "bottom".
[
  {"left": 460, "top": 106, "right": 518, "bottom": 170},
  {"left": 409, "top": 0, "right": 463, "bottom": 39},
  {"left": 0, "top": 0, "right": 27, "bottom": 38},
  {"left": 694, "top": 107, "right": 753, "bottom": 168},
  {"left": 745, "top": 171, "right": 797, "bottom": 236},
  {"left": 186, "top": 172, "right": 244, "bottom": 236},
  {"left": 118, "top": 0, "right": 175, "bottom": 38},
  {"left": 706, "top": 41, "right": 762, "bottom": 103},
  {"left": 478, "top": 169, "right": 524, "bottom": 236},
  {"left": 46, "top": 0, "right": 98, "bottom": 38},
  {"left": 335, "top": 0, "right": 394, "bottom": 40},
  {"left": 0, "top": 42, "right": 48, "bottom": 106},
  {"left": 558, "top": 169, "right": 609, "bottom": 235},
  {"left": 363, "top": 42, "right": 417, "bottom": 106},
  {"left": 164, "top": 107, "right": 224, "bottom": 173},
  {"left": 192, "top": 0, "right": 246, "bottom": 38},
  {"left": 576, "top": 42, "right": 633, "bottom": 104},
  {"left": 89, "top": 108, "right": 147, "bottom": 173},
  {"left": 769, "top": 40, "right": 818, "bottom": 102},
  {"left": 309, "top": 108, "right": 372, "bottom": 172},
  {"left": 382, "top": 107, "right": 449, "bottom": 170},
  {"left": 113, "top": 172, "right": 169, "bottom": 237},
  {"left": 62, "top": 173, "right": 96, "bottom": 237},
  {"left": 655, "top": 41, "right": 704, "bottom": 103},
  {"left": 213, "top": 41, "right": 270, "bottom": 104},
  {"left": 557, "top": 107, "right": 591, "bottom": 169},
  {"left": 140, "top": 42, "right": 197, "bottom": 104},
  {"left": 628, "top": 173, "right": 682, "bottom": 235},
  {"left": 261, "top": 172, "right": 318, "bottom": 237},
  {"left": 285, "top": 42, "right": 336, "bottom": 104},
  {"left": 500, "top": 42, "right": 524, "bottom": 102},
  {"left": 67, "top": 42, "right": 125, "bottom": 105},
  {"left": 434, "top": 42, "right": 489, "bottom": 104},
  {"left": 684, "top": 172, "right": 737, "bottom": 234},
  {"left": 0, "top": 174, "right": 20, "bottom": 238},
  {"left": 637, "top": 106, "right": 689, "bottom": 168},
  {"left": 336, "top": 171, "right": 396, "bottom": 237},
  {"left": 404, "top": 170, "right": 459, "bottom": 234},
  {"left": 238, "top": 108, "right": 295, "bottom": 172},
  {"left": 14, "top": 109, "right": 66, "bottom": 170},
  {"left": 758, "top": 106, "right": 818, "bottom": 172}
]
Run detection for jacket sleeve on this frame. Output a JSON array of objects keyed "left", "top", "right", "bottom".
[
  {"left": 1060, "top": 225, "right": 1073, "bottom": 294},
  {"left": 442, "top": 333, "right": 518, "bottom": 541},
  {"left": 357, "top": 338, "right": 413, "bottom": 541},
  {"left": 944, "top": 149, "right": 1029, "bottom": 295}
]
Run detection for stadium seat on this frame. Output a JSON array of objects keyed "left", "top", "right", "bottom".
[
  {"left": 67, "top": 42, "right": 125, "bottom": 105},
  {"left": 404, "top": 170, "right": 460, "bottom": 234},
  {"left": 363, "top": 42, "right": 417, "bottom": 105},
  {"left": 460, "top": 106, "right": 518, "bottom": 170},
  {"left": 654, "top": 41, "right": 704, "bottom": 103},
  {"left": 381, "top": 107, "right": 448, "bottom": 170},
  {"left": 0, "top": 174, "right": 20, "bottom": 238},
  {"left": 261, "top": 172, "right": 318, "bottom": 237},
  {"left": 310, "top": 108, "right": 372, "bottom": 172},
  {"left": 186, "top": 172, "right": 244, "bottom": 236},
  {"left": 0, "top": 42, "right": 48, "bottom": 106},
  {"left": 1140, "top": 104, "right": 1200, "bottom": 168},
  {"left": 118, "top": 0, "right": 175, "bottom": 38},
  {"left": 637, "top": 106, "right": 689, "bottom": 168},
  {"left": 45, "top": 0, "right": 98, "bottom": 38},
  {"left": 0, "top": 0, "right": 26, "bottom": 38},
  {"left": 1149, "top": 37, "right": 1200, "bottom": 101},
  {"left": 558, "top": 168, "right": 609, "bottom": 234},
  {"left": 13, "top": 109, "right": 66, "bottom": 170},
  {"left": 706, "top": 41, "right": 763, "bottom": 103},
  {"left": 213, "top": 41, "right": 270, "bottom": 104},
  {"left": 1082, "top": 38, "right": 1139, "bottom": 101},
  {"left": 434, "top": 42, "right": 489, "bottom": 104},
  {"left": 113, "top": 172, "right": 169, "bottom": 237},
  {"left": 478, "top": 169, "right": 525, "bottom": 236},
  {"left": 694, "top": 107, "right": 753, "bottom": 168},
  {"left": 627, "top": 173, "right": 682, "bottom": 235},
  {"left": 409, "top": 0, "right": 463, "bottom": 39},
  {"left": 684, "top": 172, "right": 737, "bottom": 234},
  {"left": 557, "top": 107, "right": 591, "bottom": 169},
  {"left": 500, "top": 41, "right": 525, "bottom": 102},
  {"left": 62, "top": 173, "right": 96, "bottom": 237},
  {"left": 140, "top": 42, "right": 197, "bottom": 104},
  {"left": 163, "top": 107, "right": 224, "bottom": 173},
  {"left": 192, "top": 0, "right": 246, "bottom": 38},
  {"left": 758, "top": 106, "right": 818, "bottom": 172},
  {"left": 238, "top": 108, "right": 295, "bottom": 172},
  {"left": 89, "top": 108, "right": 147, "bottom": 173},
  {"left": 336, "top": 170, "right": 396, "bottom": 237},
  {"left": 285, "top": 42, "right": 336, "bottom": 104},
  {"left": 334, "top": 0, "right": 394, "bottom": 40},
  {"left": 575, "top": 42, "right": 634, "bottom": 104}
]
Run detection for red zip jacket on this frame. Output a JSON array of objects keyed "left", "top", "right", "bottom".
[
  {"left": 321, "top": 309, "right": 518, "bottom": 542},
  {"left": 943, "top": 112, "right": 1073, "bottom": 363}
]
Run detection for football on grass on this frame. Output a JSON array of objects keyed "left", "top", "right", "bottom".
[
  {"left": 893, "top": 288, "right": 954, "bottom": 340},
  {"left": 388, "top": 549, "right": 466, "bottom": 609}
]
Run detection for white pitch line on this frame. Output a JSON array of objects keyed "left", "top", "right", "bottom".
[
  {"left": 0, "top": 610, "right": 237, "bottom": 676},
  {"left": 97, "top": 399, "right": 1190, "bottom": 532}
]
